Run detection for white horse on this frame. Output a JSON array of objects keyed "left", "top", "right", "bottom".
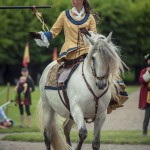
[{"left": 37, "top": 32, "right": 124, "bottom": 150}]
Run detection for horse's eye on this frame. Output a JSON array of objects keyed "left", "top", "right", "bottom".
[{"left": 92, "top": 56, "right": 94, "bottom": 60}]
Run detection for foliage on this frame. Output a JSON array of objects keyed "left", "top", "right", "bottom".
[
  {"left": 0, "top": 0, "right": 70, "bottom": 65},
  {"left": 92, "top": 0, "right": 150, "bottom": 66},
  {"left": 0, "top": 0, "right": 150, "bottom": 84}
]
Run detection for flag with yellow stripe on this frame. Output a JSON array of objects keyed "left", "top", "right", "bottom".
[{"left": 22, "top": 42, "right": 30, "bottom": 67}]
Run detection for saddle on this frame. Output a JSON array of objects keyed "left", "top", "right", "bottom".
[{"left": 45, "top": 56, "right": 85, "bottom": 111}]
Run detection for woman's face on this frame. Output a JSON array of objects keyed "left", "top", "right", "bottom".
[{"left": 71, "top": 0, "right": 83, "bottom": 8}]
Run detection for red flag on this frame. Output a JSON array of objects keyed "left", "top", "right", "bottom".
[
  {"left": 22, "top": 42, "right": 30, "bottom": 67},
  {"left": 53, "top": 47, "right": 58, "bottom": 61}
]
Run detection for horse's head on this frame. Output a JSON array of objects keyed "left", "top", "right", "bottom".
[{"left": 86, "top": 32, "right": 124, "bottom": 90}]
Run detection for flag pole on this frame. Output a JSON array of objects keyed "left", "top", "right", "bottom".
[{"left": 0, "top": 6, "right": 51, "bottom": 9}]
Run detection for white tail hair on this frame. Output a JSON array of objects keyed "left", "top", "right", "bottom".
[{"left": 36, "top": 98, "right": 74, "bottom": 150}]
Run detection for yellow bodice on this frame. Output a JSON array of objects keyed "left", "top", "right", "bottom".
[{"left": 49, "top": 10, "right": 97, "bottom": 63}]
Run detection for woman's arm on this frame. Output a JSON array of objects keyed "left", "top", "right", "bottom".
[
  {"left": 34, "top": 11, "right": 65, "bottom": 47},
  {"left": 89, "top": 15, "right": 97, "bottom": 34},
  {"left": 44, "top": 11, "right": 65, "bottom": 40}
]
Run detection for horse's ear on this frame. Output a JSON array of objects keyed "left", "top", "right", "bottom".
[{"left": 106, "top": 32, "right": 113, "bottom": 43}]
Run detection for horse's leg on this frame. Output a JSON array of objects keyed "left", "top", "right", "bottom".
[
  {"left": 42, "top": 98, "right": 54, "bottom": 150},
  {"left": 71, "top": 106, "right": 87, "bottom": 150},
  {"left": 63, "top": 119, "right": 74, "bottom": 146},
  {"left": 92, "top": 113, "right": 106, "bottom": 150}
]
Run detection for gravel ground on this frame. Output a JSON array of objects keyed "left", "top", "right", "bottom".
[
  {"left": 86, "top": 89, "right": 150, "bottom": 131},
  {"left": 0, "top": 90, "right": 150, "bottom": 150},
  {"left": 0, "top": 141, "right": 150, "bottom": 150}
]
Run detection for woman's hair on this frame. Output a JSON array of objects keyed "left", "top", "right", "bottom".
[
  {"left": 83, "top": 0, "right": 100, "bottom": 23},
  {"left": 83, "top": 0, "right": 91, "bottom": 14}
]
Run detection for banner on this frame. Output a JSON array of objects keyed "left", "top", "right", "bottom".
[{"left": 22, "top": 42, "right": 30, "bottom": 67}]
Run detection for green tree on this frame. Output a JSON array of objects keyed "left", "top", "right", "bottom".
[{"left": 0, "top": 0, "right": 150, "bottom": 83}]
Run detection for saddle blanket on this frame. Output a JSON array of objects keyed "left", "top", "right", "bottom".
[{"left": 46, "top": 63, "right": 61, "bottom": 87}]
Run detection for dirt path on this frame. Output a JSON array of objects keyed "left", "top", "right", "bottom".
[
  {"left": 86, "top": 89, "right": 150, "bottom": 131},
  {"left": 0, "top": 141, "right": 150, "bottom": 150},
  {"left": 0, "top": 90, "right": 150, "bottom": 150}
]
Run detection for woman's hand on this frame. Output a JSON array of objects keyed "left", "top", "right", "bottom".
[{"left": 29, "top": 32, "right": 41, "bottom": 39}]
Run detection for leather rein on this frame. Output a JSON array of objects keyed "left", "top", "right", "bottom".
[{"left": 82, "top": 60, "right": 109, "bottom": 123}]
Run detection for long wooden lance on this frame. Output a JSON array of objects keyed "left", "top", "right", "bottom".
[{"left": 0, "top": 6, "right": 51, "bottom": 9}]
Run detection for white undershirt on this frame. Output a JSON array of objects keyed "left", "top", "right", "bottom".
[{"left": 71, "top": 7, "right": 85, "bottom": 20}]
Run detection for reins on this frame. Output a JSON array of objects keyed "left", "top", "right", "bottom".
[{"left": 82, "top": 60, "right": 109, "bottom": 123}]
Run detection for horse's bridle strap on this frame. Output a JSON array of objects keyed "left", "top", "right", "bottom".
[
  {"left": 82, "top": 60, "right": 109, "bottom": 123},
  {"left": 91, "top": 64, "right": 108, "bottom": 81}
]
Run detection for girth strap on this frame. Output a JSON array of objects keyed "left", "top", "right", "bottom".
[{"left": 56, "top": 61, "right": 82, "bottom": 114}]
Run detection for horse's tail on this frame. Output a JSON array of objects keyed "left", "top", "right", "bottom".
[
  {"left": 36, "top": 98, "right": 44, "bottom": 132},
  {"left": 51, "top": 118, "right": 72, "bottom": 150},
  {"left": 37, "top": 98, "right": 73, "bottom": 150}
]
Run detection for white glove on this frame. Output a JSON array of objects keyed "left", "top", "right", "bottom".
[{"left": 34, "top": 31, "right": 50, "bottom": 48}]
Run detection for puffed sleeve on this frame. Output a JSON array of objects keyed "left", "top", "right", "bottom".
[
  {"left": 89, "top": 15, "right": 97, "bottom": 34},
  {"left": 139, "top": 69, "right": 147, "bottom": 85},
  {"left": 44, "top": 11, "right": 65, "bottom": 40}
]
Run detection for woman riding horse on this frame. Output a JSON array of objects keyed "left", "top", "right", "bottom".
[
  {"left": 33, "top": 0, "right": 127, "bottom": 114},
  {"left": 34, "top": 0, "right": 96, "bottom": 63},
  {"left": 33, "top": 0, "right": 128, "bottom": 150}
]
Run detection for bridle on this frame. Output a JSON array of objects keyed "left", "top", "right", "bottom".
[
  {"left": 91, "top": 56, "right": 109, "bottom": 81},
  {"left": 82, "top": 60, "right": 109, "bottom": 123},
  {"left": 91, "top": 60, "right": 108, "bottom": 80},
  {"left": 89, "top": 37, "right": 109, "bottom": 81}
]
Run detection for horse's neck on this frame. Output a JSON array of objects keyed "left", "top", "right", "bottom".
[{"left": 83, "top": 58, "right": 93, "bottom": 77}]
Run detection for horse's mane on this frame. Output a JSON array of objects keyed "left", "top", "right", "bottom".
[{"left": 93, "top": 34, "right": 125, "bottom": 98}]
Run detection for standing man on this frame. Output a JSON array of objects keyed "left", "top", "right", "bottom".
[
  {"left": 139, "top": 53, "right": 150, "bottom": 135},
  {"left": 19, "top": 67, "right": 35, "bottom": 128}
]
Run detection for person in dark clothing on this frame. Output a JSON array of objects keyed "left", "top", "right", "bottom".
[
  {"left": 16, "top": 67, "right": 35, "bottom": 128},
  {"left": 15, "top": 76, "right": 28, "bottom": 105},
  {"left": 21, "top": 67, "right": 35, "bottom": 93},
  {"left": 139, "top": 53, "right": 150, "bottom": 135}
]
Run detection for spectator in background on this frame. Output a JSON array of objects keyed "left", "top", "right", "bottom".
[
  {"left": 139, "top": 53, "right": 150, "bottom": 135},
  {"left": 15, "top": 76, "right": 28, "bottom": 105},
  {"left": 16, "top": 67, "right": 35, "bottom": 128},
  {"left": 0, "top": 107, "right": 13, "bottom": 129}
]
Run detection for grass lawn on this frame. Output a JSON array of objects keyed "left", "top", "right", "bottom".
[
  {"left": 2, "top": 130, "right": 150, "bottom": 145},
  {"left": 0, "top": 86, "right": 40, "bottom": 129},
  {"left": 1, "top": 85, "right": 148, "bottom": 145},
  {"left": 0, "top": 85, "right": 139, "bottom": 133}
]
